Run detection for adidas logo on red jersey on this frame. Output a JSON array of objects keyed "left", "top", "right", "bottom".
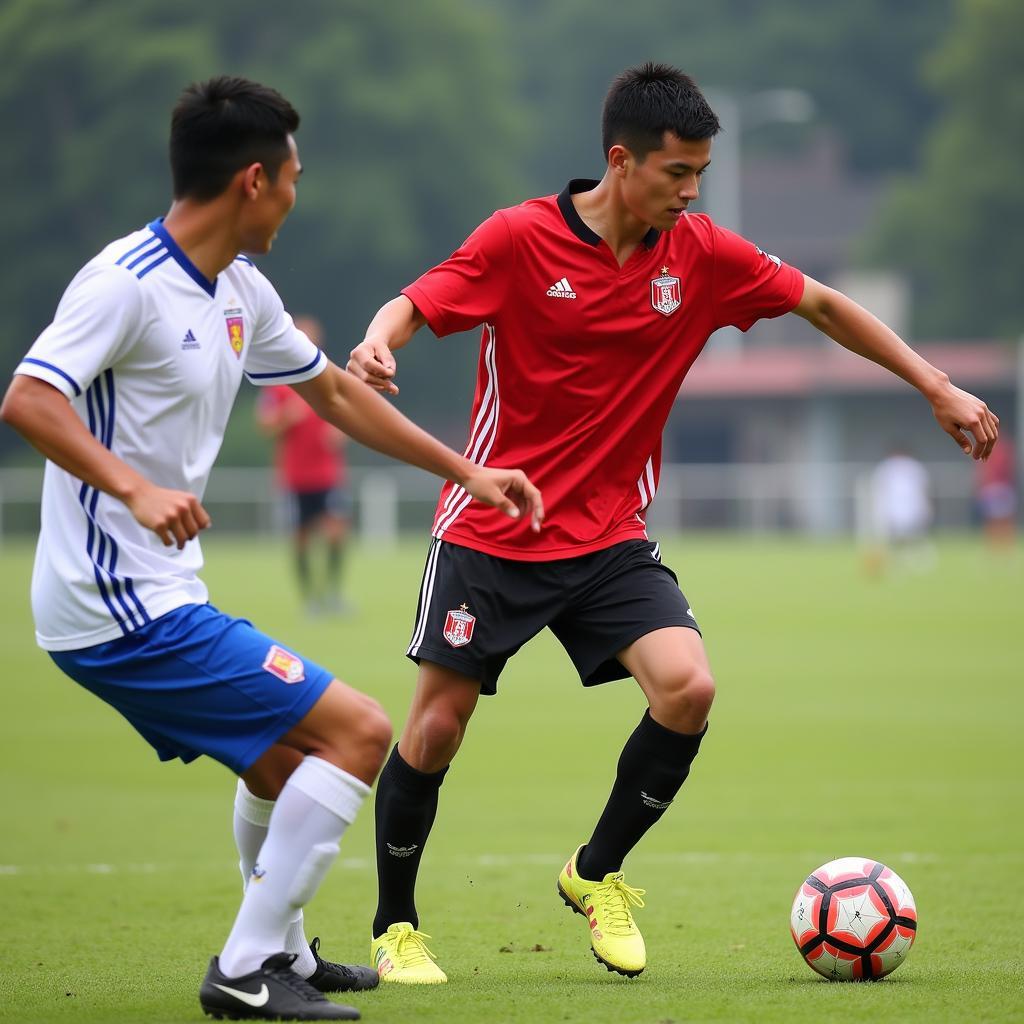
[{"left": 546, "top": 277, "right": 577, "bottom": 299}]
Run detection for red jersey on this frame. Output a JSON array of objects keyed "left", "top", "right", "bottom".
[
  {"left": 403, "top": 179, "right": 804, "bottom": 560},
  {"left": 261, "top": 385, "right": 346, "bottom": 493}
]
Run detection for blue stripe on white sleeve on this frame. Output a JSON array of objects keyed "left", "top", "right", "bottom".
[
  {"left": 245, "top": 350, "right": 325, "bottom": 381},
  {"left": 136, "top": 251, "right": 172, "bottom": 280},
  {"left": 18, "top": 358, "right": 83, "bottom": 397},
  {"left": 125, "top": 242, "right": 165, "bottom": 271},
  {"left": 115, "top": 234, "right": 158, "bottom": 265}
]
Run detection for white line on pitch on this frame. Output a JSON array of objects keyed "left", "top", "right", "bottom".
[{"left": 0, "top": 850, "right": 983, "bottom": 877}]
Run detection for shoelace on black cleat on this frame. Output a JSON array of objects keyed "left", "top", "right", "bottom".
[
  {"left": 260, "top": 952, "right": 330, "bottom": 1001},
  {"left": 309, "top": 936, "right": 357, "bottom": 984}
]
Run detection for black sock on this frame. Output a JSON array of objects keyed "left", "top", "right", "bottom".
[
  {"left": 577, "top": 712, "right": 707, "bottom": 880},
  {"left": 373, "top": 745, "right": 448, "bottom": 938},
  {"left": 326, "top": 540, "right": 344, "bottom": 590},
  {"left": 295, "top": 546, "right": 311, "bottom": 597}
]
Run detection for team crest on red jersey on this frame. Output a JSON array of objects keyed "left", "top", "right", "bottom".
[
  {"left": 262, "top": 644, "right": 305, "bottom": 683},
  {"left": 650, "top": 266, "right": 682, "bottom": 316},
  {"left": 443, "top": 604, "right": 476, "bottom": 648},
  {"left": 224, "top": 307, "right": 245, "bottom": 359}
]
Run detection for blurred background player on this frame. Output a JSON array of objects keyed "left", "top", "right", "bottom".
[
  {"left": 259, "top": 315, "right": 353, "bottom": 615},
  {"left": 975, "top": 436, "right": 1017, "bottom": 554},
  {"left": 864, "top": 446, "right": 935, "bottom": 576}
]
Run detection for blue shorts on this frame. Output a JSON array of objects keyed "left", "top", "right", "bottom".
[{"left": 50, "top": 603, "right": 335, "bottom": 774}]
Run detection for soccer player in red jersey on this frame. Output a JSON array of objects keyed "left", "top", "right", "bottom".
[
  {"left": 260, "top": 317, "right": 354, "bottom": 614},
  {"left": 348, "top": 63, "right": 999, "bottom": 983}
]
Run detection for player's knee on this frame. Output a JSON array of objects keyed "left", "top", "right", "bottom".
[
  {"left": 653, "top": 666, "right": 715, "bottom": 722},
  {"left": 412, "top": 702, "right": 466, "bottom": 763},
  {"left": 683, "top": 669, "right": 716, "bottom": 719},
  {"left": 310, "top": 689, "right": 392, "bottom": 773},
  {"left": 243, "top": 750, "right": 301, "bottom": 799},
  {"left": 349, "top": 696, "right": 393, "bottom": 771}
]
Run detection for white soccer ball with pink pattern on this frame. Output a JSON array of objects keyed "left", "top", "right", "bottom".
[{"left": 790, "top": 857, "right": 917, "bottom": 980}]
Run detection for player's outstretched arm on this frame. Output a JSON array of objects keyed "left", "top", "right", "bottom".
[
  {"left": 794, "top": 275, "right": 999, "bottom": 460},
  {"left": 0, "top": 375, "right": 211, "bottom": 548},
  {"left": 346, "top": 295, "right": 427, "bottom": 396},
  {"left": 292, "top": 362, "right": 543, "bottom": 531}
]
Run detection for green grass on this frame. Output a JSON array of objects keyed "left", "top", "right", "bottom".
[{"left": 1, "top": 534, "right": 1022, "bottom": 1023}]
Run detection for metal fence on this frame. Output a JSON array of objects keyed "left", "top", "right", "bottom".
[{"left": 0, "top": 460, "right": 994, "bottom": 546}]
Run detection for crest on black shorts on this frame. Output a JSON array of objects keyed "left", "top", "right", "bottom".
[
  {"left": 650, "top": 267, "right": 681, "bottom": 316},
  {"left": 443, "top": 604, "right": 476, "bottom": 648}
]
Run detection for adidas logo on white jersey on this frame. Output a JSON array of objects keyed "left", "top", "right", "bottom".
[
  {"left": 546, "top": 277, "right": 577, "bottom": 299},
  {"left": 181, "top": 329, "right": 200, "bottom": 350}
]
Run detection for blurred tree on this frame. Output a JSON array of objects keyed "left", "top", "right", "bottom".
[
  {"left": 0, "top": 0, "right": 527, "bottom": 458},
  {"left": 865, "top": 0, "right": 1024, "bottom": 339},
  {"left": 0, "top": 0, "right": 212, "bottom": 412},
  {"left": 499, "top": 0, "right": 952, "bottom": 184}
]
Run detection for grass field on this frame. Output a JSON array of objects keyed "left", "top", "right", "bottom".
[{"left": 1, "top": 533, "right": 1022, "bottom": 1023}]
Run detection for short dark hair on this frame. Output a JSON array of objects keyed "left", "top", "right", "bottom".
[
  {"left": 170, "top": 76, "right": 300, "bottom": 201},
  {"left": 602, "top": 62, "right": 720, "bottom": 160}
]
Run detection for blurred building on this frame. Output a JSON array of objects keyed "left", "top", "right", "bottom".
[
  {"left": 652, "top": 128, "right": 1020, "bottom": 534},
  {"left": 664, "top": 341, "right": 1019, "bottom": 533},
  {"left": 740, "top": 132, "right": 886, "bottom": 346}
]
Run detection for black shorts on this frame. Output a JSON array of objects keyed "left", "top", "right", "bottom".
[
  {"left": 292, "top": 487, "right": 351, "bottom": 528},
  {"left": 406, "top": 538, "right": 699, "bottom": 695}
]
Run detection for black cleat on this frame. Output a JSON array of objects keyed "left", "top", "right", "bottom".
[
  {"left": 200, "top": 952, "right": 360, "bottom": 1021},
  {"left": 307, "top": 937, "right": 379, "bottom": 993}
]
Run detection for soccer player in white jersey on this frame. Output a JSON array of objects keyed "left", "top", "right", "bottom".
[{"left": 1, "top": 76, "right": 543, "bottom": 1022}]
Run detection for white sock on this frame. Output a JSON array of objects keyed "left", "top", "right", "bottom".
[
  {"left": 233, "top": 780, "right": 318, "bottom": 977},
  {"left": 233, "top": 778, "right": 273, "bottom": 883},
  {"left": 219, "top": 758, "right": 369, "bottom": 978}
]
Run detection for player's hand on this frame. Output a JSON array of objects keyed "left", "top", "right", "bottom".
[
  {"left": 347, "top": 338, "right": 399, "bottom": 395},
  {"left": 462, "top": 467, "right": 545, "bottom": 533},
  {"left": 126, "top": 482, "right": 212, "bottom": 549},
  {"left": 929, "top": 381, "right": 999, "bottom": 460}
]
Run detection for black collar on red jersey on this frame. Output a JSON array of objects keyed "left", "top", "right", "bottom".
[{"left": 557, "top": 179, "right": 661, "bottom": 249}]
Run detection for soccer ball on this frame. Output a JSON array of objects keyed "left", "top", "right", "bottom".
[{"left": 790, "top": 857, "right": 917, "bottom": 981}]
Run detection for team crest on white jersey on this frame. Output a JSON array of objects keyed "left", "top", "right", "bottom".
[
  {"left": 262, "top": 644, "right": 305, "bottom": 683},
  {"left": 650, "top": 266, "right": 681, "bottom": 316},
  {"left": 443, "top": 604, "right": 476, "bottom": 647},
  {"left": 224, "top": 306, "right": 244, "bottom": 359}
]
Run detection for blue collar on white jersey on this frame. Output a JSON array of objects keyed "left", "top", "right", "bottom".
[{"left": 147, "top": 218, "right": 218, "bottom": 298}]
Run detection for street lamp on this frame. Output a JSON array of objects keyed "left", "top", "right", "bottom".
[{"left": 703, "top": 88, "right": 816, "bottom": 354}]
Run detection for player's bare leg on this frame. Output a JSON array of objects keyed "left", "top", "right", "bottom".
[
  {"left": 273, "top": 679, "right": 392, "bottom": 784},
  {"left": 209, "top": 680, "right": 391, "bottom": 1015},
  {"left": 294, "top": 521, "right": 315, "bottom": 611},
  {"left": 559, "top": 627, "right": 712, "bottom": 976},
  {"left": 320, "top": 509, "right": 352, "bottom": 614},
  {"left": 371, "top": 661, "right": 481, "bottom": 983},
  {"left": 621, "top": 626, "right": 715, "bottom": 734},
  {"left": 398, "top": 660, "right": 481, "bottom": 772}
]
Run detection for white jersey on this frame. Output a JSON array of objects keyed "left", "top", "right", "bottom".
[
  {"left": 15, "top": 219, "right": 327, "bottom": 651},
  {"left": 871, "top": 454, "right": 932, "bottom": 539}
]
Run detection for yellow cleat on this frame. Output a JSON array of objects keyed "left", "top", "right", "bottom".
[
  {"left": 557, "top": 845, "right": 647, "bottom": 977},
  {"left": 370, "top": 922, "right": 448, "bottom": 984}
]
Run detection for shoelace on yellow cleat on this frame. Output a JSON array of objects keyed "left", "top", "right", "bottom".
[
  {"left": 393, "top": 926, "right": 437, "bottom": 967},
  {"left": 593, "top": 874, "right": 646, "bottom": 934}
]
